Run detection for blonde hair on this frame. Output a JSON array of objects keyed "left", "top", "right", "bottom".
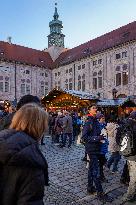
[{"left": 10, "top": 103, "right": 48, "bottom": 140}]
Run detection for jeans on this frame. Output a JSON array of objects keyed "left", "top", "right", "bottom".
[
  {"left": 62, "top": 133, "right": 72, "bottom": 147},
  {"left": 98, "top": 154, "right": 107, "bottom": 179},
  {"left": 88, "top": 154, "right": 103, "bottom": 193},
  {"left": 107, "top": 151, "right": 120, "bottom": 172}
]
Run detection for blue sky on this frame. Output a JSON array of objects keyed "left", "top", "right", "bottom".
[{"left": 0, "top": 0, "right": 136, "bottom": 50}]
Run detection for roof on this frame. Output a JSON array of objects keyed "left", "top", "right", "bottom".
[
  {"left": 97, "top": 98, "right": 136, "bottom": 107},
  {"left": 64, "top": 89, "right": 97, "bottom": 99},
  {"left": 0, "top": 41, "right": 53, "bottom": 68},
  {"left": 54, "top": 21, "right": 136, "bottom": 67},
  {"left": 42, "top": 88, "right": 97, "bottom": 101},
  {"left": 0, "top": 21, "right": 136, "bottom": 69}
]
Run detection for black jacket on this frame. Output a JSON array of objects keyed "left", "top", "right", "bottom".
[
  {"left": 0, "top": 112, "right": 15, "bottom": 131},
  {"left": 82, "top": 115, "right": 102, "bottom": 155},
  {"left": 0, "top": 129, "right": 49, "bottom": 205}
]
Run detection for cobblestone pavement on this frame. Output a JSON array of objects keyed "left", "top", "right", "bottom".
[{"left": 41, "top": 136, "right": 135, "bottom": 205}]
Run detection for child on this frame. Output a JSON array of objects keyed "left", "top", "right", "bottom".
[{"left": 98, "top": 114, "right": 109, "bottom": 181}]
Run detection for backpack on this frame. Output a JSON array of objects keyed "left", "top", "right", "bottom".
[{"left": 119, "top": 122, "right": 135, "bottom": 157}]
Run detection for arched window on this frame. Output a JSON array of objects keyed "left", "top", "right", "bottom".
[
  {"left": 98, "top": 70, "right": 102, "bottom": 75},
  {"left": 93, "top": 72, "right": 97, "bottom": 76}
]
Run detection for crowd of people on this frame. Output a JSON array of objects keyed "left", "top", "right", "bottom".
[{"left": 0, "top": 95, "right": 135, "bottom": 204}]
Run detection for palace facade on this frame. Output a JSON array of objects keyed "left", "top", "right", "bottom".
[{"left": 0, "top": 5, "right": 136, "bottom": 102}]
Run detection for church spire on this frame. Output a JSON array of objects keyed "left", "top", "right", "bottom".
[
  {"left": 53, "top": 3, "right": 59, "bottom": 20},
  {"left": 47, "top": 3, "right": 65, "bottom": 48}
]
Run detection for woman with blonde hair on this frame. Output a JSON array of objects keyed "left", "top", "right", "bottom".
[{"left": 0, "top": 103, "right": 49, "bottom": 205}]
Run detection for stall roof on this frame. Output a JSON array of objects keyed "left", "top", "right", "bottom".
[
  {"left": 63, "top": 89, "right": 97, "bottom": 99},
  {"left": 97, "top": 98, "right": 136, "bottom": 107},
  {"left": 42, "top": 88, "right": 97, "bottom": 101}
]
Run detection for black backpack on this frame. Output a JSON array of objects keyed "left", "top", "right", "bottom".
[{"left": 119, "top": 122, "right": 135, "bottom": 157}]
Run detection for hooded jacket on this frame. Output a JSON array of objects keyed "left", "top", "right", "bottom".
[
  {"left": 106, "top": 122, "right": 120, "bottom": 152},
  {"left": 0, "top": 129, "right": 48, "bottom": 205}
]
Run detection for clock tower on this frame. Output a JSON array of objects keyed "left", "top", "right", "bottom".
[{"left": 48, "top": 3, "right": 65, "bottom": 48}]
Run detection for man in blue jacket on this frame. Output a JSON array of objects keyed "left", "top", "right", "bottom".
[{"left": 82, "top": 104, "right": 112, "bottom": 203}]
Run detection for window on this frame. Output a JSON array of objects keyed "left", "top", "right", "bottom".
[
  {"left": 92, "top": 71, "right": 103, "bottom": 89},
  {"left": 0, "top": 76, "right": 10, "bottom": 93},
  {"left": 69, "top": 68, "right": 72, "bottom": 73},
  {"left": 21, "top": 84, "right": 25, "bottom": 95},
  {"left": 93, "top": 72, "right": 97, "bottom": 76},
  {"left": 93, "top": 78, "right": 97, "bottom": 89},
  {"left": 55, "top": 73, "right": 57, "bottom": 77},
  {"left": 69, "top": 78, "right": 72, "bottom": 90},
  {"left": 78, "top": 65, "right": 81, "bottom": 70},
  {"left": 98, "top": 70, "right": 102, "bottom": 76},
  {"left": 26, "top": 70, "right": 30, "bottom": 74},
  {"left": 82, "top": 64, "right": 85, "bottom": 69},
  {"left": 65, "top": 84, "right": 68, "bottom": 90},
  {"left": 45, "top": 72, "right": 48, "bottom": 77},
  {"left": 82, "top": 74, "right": 85, "bottom": 91},
  {"left": 40, "top": 72, "right": 44, "bottom": 76},
  {"left": 69, "top": 82, "right": 72, "bottom": 90},
  {"left": 116, "top": 73, "right": 121, "bottom": 86},
  {"left": 44, "top": 87, "right": 48, "bottom": 95},
  {"left": 0, "top": 76, "right": 3, "bottom": 80},
  {"left": 78, "top": 75, "right": 81, "bottom": 90},
  {"left": 58, "top": 72, "right": 60, "bottom": 76},
  {"left": 122, "top": 51, "right": 127, "bottom": 58},
  {"left": 26, "top": 84, "right": 30, "bottom": 94},
  {"left": 40, "top": 81, "right": 48, "bottom": 95},
  {"left": 0, "top": 82, "right": 3, "bottom": 92},
  {"left": 116, "top": 53, "right": 121, "bottom": 59},
  {"left": 123, "top": 72, "right": 128, "bottom": 85},
  {"left": 123, "top": 64, "right": 127, "bottom": 70},
  {"left": 93, "top": 60, "right": 97, "bottom": 66},
  {"left": 98, "top": 77, "right": 102, "bottom": 88},
  {"left": 5, "top": 82, "right": 9, "bottom": 92},
  {"left": 66, "top": 69, "right": 68, "bottom": 73},
  {"left": 21, "top": 79, "right": 25, "bottom": 83},
  {"left": 98, "top": 59, "right": 102, "bottom": 64},
  {"left": 116, "top": 66, "right": 121, "bottom": 71}
]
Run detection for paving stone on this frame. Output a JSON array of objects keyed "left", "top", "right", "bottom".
[{"left": 41, "top": 137, "right": 135, "bottom": 205}]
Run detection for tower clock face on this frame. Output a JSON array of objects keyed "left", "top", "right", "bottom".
[
  {"left": 48, "top": 35, "right": 63, "bottom": 47},
  {"left": 56, "top": 35, "right": 63, "bottom": 46}
]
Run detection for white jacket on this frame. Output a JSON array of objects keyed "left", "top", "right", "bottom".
[{"left": 106, "top": 122, "right": 120, "bottom": 152}]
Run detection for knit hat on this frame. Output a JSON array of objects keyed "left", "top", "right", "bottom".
[
  {"left": 16, "top": 95, "right": 41, "bottom": 110},
  {"left": 129, "top": 111, "right": 136, "bottom": 120}
]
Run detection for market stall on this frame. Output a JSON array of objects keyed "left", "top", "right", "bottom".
[
  {"left": 97, "top": 97, "right": 136, "bottom": 120},
  {"left": 41, "top": 88, "right": 98, "bottom": 113}
]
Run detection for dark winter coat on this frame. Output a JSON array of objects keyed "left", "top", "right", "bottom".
[
  {"left": 125, "top": 119, "right": 136, "bottom": 161},
  {"left": 63, "top": 115, "right": 73, "bottom": 134},
  {"left": 0, "top": 129, "right": 49, "bottom": 205},
  {"left": 0, "top": 112, "right": 15, "bottom": 131},
  {"left": 82, "top": 115, "right": 102, "bottom": 155}
]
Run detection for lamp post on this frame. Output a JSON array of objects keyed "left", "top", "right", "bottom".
[{"left": 112, "top": 88, "right": 118, "bottom": 99}]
